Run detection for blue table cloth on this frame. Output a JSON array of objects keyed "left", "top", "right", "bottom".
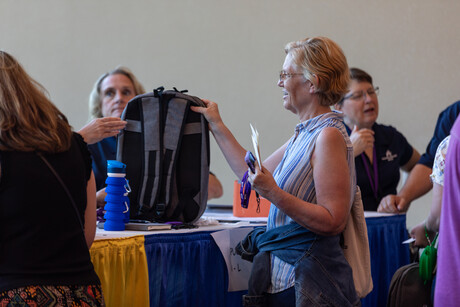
[
  {"left": 143, "top": 231, "right": 245, "bottom": 307},
  {"left": 141, "top": 214, "right": 410, "bottom": 307},
  {"left": 361, "top": 214, "right": 410, "bottom": 307}
]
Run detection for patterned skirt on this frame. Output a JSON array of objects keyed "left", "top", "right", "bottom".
[{"left": 0, "top": 284, "right": 104, "bottom": 306}]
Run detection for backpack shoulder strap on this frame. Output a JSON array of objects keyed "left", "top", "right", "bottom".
[{"left": 160, "top": 91, "right": 191, "bottom": 217}]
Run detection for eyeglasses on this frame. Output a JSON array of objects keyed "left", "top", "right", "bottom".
[
  {"left": 279, "top": 71, "right": 304, "bottom": 81},
  {"left": 343, "top": 86, "right": 379, "bottom": 101}
]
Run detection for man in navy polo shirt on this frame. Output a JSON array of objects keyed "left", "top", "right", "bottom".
[
  {"left": 335, "top": 68, "right": 420, "bottom": 211},
  {"left": 378, "top": 100, "right": 460, "bottom": 212}
]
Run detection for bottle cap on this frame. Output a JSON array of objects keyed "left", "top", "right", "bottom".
[{"left": 107, "top": 160, "right": 126, "bottom": 174}]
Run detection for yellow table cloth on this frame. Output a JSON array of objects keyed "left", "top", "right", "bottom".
[{"left": 90, "top": 235, "right": 149, "bottom": 307}]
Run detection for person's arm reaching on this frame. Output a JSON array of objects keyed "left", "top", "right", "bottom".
[
  {"left": 409, "top": 135, "right": 449, "bottom": 245},
  {"left": 378, "top": 163, "right": 433, "bottom": 213},
  {"left": 378, "top": 147, "right": 422, "bottom": 212},
  {"left": 78, "top": 117, "right": 127, "bottom": 145},
  {"left": 380, "top": 103, "right": 460, "bottom": 213},
  {"left": 191, "top": 100, "right": 248, "bottom": 178},
  {"left": 401, "top": 147, "right": 421, "bottom": 172},
  {"left": 191, "top": 99, "right": 287, "bottom": 179},
  {"left": 410, "top": 182, "right": 442, "bottom": 247}
]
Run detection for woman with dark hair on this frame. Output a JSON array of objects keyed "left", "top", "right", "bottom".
[
  {"left": 0, "top": 51, "right": 104, "bottom": 305},
  {"left": 335, "top": 68, "right": 420, "bottom": 211}
]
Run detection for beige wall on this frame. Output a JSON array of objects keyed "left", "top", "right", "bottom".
[{"left": 2, "top": 0, "right": 460, "bottom": 227}]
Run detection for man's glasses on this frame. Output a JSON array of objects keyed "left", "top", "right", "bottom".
[
  {"left": 343, "top": 87, "right": 380, "bottom": 101},
  {"left": 279, "top": 71, "right": 304, "bottom": 81}
]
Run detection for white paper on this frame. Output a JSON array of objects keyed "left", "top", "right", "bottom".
[
  {"left": 211, "top": 227, "right": 255, "bottom": 291},
  {"left": 364, "top": 211, "right": 397, "bottom": 218},
  {"left": 202, "top": 211, "right": 268, "bottom": 224},
  {"left": 402, "top": 237, "right": 415, "bottom": 244},
  {"left": 250, "top": 123, "right": 261, "bottom": 167}
]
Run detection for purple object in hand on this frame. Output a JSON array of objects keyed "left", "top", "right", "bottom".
[
  {"left": 245, "top": 151, "right": 256, "bottom": 173},
  {"left": 240, "top": 151, "right": 258, "bottom": 209}
]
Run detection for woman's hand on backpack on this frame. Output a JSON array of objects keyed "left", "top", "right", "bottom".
[
  {"left": 78, "top": 117, "right": 127, "bottom": 145},
  {"left": 190, "top": 99, "right": 223, "bottom": 132}
]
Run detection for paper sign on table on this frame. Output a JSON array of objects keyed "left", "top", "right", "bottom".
[{"left": 211, "top": 227, "right": 254, "bottom": 291}]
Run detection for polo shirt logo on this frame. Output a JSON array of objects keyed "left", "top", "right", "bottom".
[{"left": 382, "top": 150, "right": 398, "bottom": 162}]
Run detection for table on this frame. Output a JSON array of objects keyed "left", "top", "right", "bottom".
[
  {"left": 90, "top": 213, "right": 409, "bottom": 307},
  {"left": 90, "top": 223, "right": 248, "bottom": 307}
]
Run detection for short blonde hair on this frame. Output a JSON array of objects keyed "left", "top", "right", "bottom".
[
  {"left": 88, "top": 66, "right": 145, "bottom": 119},
  {"left": 0, "top": 51, "right": 72, "bottom": 153},
  {"left": 284, "top": 37, "right": 350, "bottom": 106}
]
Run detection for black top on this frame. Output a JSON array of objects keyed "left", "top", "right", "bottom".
[
  {"left": 0, "top": 133, "right": 100, "bottom": 292},
  {"left": 346, "top": 123, "right": 413, "bottom": 211}
]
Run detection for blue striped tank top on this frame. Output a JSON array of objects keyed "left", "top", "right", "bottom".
[{"left": 266, "top": 111, "right": 356, "bottom": 293}]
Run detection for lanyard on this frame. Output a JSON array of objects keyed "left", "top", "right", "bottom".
[
  {"left": 360, "top": 147, "right": 379, "bottom": 200},
  {"left": 240, "top": 171, "right": 261, "bottom": 213}
]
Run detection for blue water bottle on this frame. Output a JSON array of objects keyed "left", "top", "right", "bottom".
[{"left": 104, "top": 160, "right": 129, "bottom": 231}]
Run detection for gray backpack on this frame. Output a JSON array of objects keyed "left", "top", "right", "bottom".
[{"left": 117, "top": 87, "right": 210, "bottom": 223}]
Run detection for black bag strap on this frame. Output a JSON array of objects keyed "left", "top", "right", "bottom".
[
  {"left": 160, "top": 94, "right": 189, "bottom": 219},
  {"left": 172, "top": 87, "right": 188, "bottom": 93},
  {"left": 37, "top": 152, "right": 84, "bottom": 231}
]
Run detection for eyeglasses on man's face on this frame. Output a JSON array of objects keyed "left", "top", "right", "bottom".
[
  {"left": 279, "top": 71, "right": 304, "bottom": 81},
  {"left": 343, "top": 86, "right": 379, "bottom": 101}
]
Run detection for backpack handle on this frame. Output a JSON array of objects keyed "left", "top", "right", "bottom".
[{"left": 153, "top": 86, "right": 165, "bottom": 97}]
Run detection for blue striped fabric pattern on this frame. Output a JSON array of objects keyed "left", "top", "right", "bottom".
[{"left": 266, "top": 111, "right": 356, "bottom": 293}]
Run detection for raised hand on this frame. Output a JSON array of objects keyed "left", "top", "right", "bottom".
[{"left": 78, "top": 117, "right": 127, "bottom": 145}]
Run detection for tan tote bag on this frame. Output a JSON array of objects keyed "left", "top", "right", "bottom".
[{"left": 342, "top": 186, "right": 373, "bottom": 298}]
